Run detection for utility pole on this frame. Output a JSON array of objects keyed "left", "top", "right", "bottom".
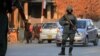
[
  {"left": 41, "top": 0, "right": 46, "bottom": 23},
  {"left": 41, "top": 0, "right": 44, "bottom": 23}
]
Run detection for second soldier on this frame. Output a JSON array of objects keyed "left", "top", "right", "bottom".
[{"left": 59, "top": 6, "right": 77, "bottom": 55}]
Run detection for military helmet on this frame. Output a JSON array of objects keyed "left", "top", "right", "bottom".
[{"left": 66, "top": 6, "right": 73, "bottom": 13}]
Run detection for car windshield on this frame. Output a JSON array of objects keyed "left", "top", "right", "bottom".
[
  {"left": 43, "top": 23, "right": 57, "bottom": 28},
  {"left": 77, "top": 20, "right": 86, "bottom": 28}
]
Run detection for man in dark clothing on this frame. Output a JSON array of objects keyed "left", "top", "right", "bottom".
[
  {"left": 59, "top": 6, "right": 77, "bottom": 55},
  {"left": 0, "top": 0, "right": 12, "bottom": 56},
  {"left": 0, "top": 0, "right": 27, "bottom": 56},
  {"left": 33, "top": 24, "right": 41, "bottom": 43},
  {"left": 24, "top": 22, "right": 32, "bottom": 43}
]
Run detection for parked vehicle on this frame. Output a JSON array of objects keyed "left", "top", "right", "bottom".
[
  {"left": 56, "top": 19, "right": 99, "bottom": 46},
  {"left": 97, "top": 28, "right": 100, "bottom": 38},
  {"left": 39, "top": 22, "right": 61, "bottom": 43}
]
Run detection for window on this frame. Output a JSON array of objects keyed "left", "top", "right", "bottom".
[
  {"left": 77, "top": 20, "right": 86, "bottom": 28},
  {"left": 43, "top": 23, "right": 57, "bottom": 28}
]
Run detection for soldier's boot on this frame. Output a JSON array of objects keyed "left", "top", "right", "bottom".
[
  {"left": 69, "top": 47, "right": 73, "bottom": 55},
  {"left": 59, "top": 47, "right": 65, "bottom": 55}
]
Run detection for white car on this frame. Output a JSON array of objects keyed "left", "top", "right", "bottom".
[
  {"left": 39, "top": 22, "right": 61, "bottom": 43},
  {"left": 56, "top": 19, "right": 99, "bottom": 46}
]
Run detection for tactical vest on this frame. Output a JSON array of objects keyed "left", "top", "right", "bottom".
[{"left": 64, "top": 14, "right": 76, "bottom": 30}]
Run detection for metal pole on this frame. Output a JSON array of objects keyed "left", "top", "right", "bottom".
[{"left": 41, "top": 0, "right": 44, "bottom": 23}]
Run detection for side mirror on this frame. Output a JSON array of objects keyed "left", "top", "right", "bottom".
[{"left": 87, "top": 26, "right": 92, "bottom": 30}]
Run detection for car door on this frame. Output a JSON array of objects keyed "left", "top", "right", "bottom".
[
  {"left": 87, "top": 20, "right": 94, "bottom": 41},
  {"left": 89, "top": 20, "right": 97, "bottom": 40}
]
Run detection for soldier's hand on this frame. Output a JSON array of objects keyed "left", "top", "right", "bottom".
[
  {"left": 72, "top": 27, "right": 76, "bottom": 31},
  {"left": 66, "top": 21, "right": 69, "bottom": 24}
]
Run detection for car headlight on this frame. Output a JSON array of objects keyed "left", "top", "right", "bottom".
[
  {"left": 75, "top": 32, "right": 83, "bottom": 37},
  {"left": 75, "top": 32, "right": 83, "bottom": 40}
]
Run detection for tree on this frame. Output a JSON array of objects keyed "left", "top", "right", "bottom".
[{"left": 55, "top": 0, "right": 100, "bottom": 21}]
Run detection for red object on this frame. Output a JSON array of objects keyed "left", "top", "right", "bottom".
[
  {"left": 29, "top": 25, "right": 33, "bottom": 32},
  {"left": 38, "top": 26, "right": 42, "bottom": 33}
]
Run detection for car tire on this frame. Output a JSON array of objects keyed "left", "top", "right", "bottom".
[
  {"left": 48, "top": 40, "right": 52, "bottom": 43},
  {"left": 56, "top": 43, "right": 61, "bottom": 47},
  {"left": 83, "top": 37, "right": 88, "bottom": 46},
  {"left": 93, "top": 36, "right": 99, "bottom": 46}
]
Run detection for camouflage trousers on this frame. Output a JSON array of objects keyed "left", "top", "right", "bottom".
[{"left": 61, "top": 33, "right": 75, "bottom": 48}]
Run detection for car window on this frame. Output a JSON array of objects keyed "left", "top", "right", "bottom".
[
  {"left": 90, "top": 20, "right": 95, "bottom": 28},
  {"left": 90, "top": 20, "right": 94, "bottom": 26},
  {"left": 77, "top": 20, "right": 86, "bottom": 28},
  {"left": 87, "top": 20, "right": 95, "bottom": 29},
  {"left": 56, "top": 22, "right": 62, "bottom": 28},
  {"left": 43, "top": 23, "right": 57, "bottom": 28}
]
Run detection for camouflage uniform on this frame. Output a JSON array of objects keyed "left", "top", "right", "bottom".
[{"left": 59, "top": 6, "right": 77, "bottom": 55}]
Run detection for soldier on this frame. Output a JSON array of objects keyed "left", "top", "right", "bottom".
[
  {"left": 0, "top": 0, "right": 27, "bottom": 56},
  {"left": 58, "top": 6, "right": 77, "bottom": 55}
]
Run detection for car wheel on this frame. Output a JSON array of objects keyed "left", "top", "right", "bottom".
[
  {"left": 48, "top": 40, "right": 52, "bottom": 43},
  {"left": 83, "top": 38, "right": 88, "bottom": 46},
  {"left": 93, "top": 36, "right": 99, "bottom": 46},
  {"left": 56, "top": 43, "right": 61, "bottom": 47}
]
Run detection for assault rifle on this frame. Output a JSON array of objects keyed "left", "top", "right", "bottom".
[{"left": 64, "top": 15, "right": 79, "bottom": 35}]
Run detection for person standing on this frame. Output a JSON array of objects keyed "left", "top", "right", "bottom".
[
  {"left": 58, "top": 6, "right": 77, "bottom": 55},
  {"left": 24, "top": 22, "right": 33, "bottom": 43},
  {"left": 0, "top": 0, "right": 27, "bottom": 56},
  {"left": 0, "top": 0, "right": 12, "bottom": 56},
  {"left": 33, "top": 24, "right": 41, "bottom": 43}
]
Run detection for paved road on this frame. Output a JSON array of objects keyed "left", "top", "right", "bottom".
[{"left": 6, "top": 40, "right": 100, "bottom": 56}]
